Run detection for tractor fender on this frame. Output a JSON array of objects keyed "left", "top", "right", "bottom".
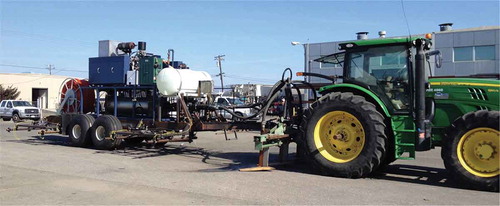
[{"left": 318, "top": 83, "right": 391, "bottom": 117}]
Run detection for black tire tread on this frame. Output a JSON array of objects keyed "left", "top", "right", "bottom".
[
  {"left": 68, "top": 114, "right": 95, "bottom": 147},
  {"left": 12, "top": 113, "right": 20, "bottom": 122},
  {"left": 442, "top": 110, "right": 499, "bottom": 192},
  {"left": 91, "top": 115, "right": 122, "bottom": 150},
  {"left": 301, "top": 92, "right": 387, "bottom": 178}
]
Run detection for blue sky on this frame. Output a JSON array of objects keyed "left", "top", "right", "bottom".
[{"left": 1, "top": 0, "right": 499, "bottom": 85}]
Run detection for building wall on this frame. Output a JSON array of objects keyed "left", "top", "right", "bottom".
[
  {"left": 0, "top": 73, "right": 72, "bottom": 111},
  {"left": 433, "top": 27, "right": 499, "bottom": 76}
]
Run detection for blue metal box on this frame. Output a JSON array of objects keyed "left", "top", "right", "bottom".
[{"left": 89, "top": 56, "right": 130, "bottom": 85}]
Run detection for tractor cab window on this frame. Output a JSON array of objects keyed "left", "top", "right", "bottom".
[{"left": 346, "top": 45, "right": 410, "bottom": 111}]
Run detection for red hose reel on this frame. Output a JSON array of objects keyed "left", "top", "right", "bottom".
[{"left": 59, "top": 78, "right": 94, "bottom": 113}]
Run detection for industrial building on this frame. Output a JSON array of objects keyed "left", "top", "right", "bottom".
[
  {"left": 300, "top": 24, "right": 500, "bottom": 84},
  {"left": 0, "top": 73, "right": 72, "bottom": 111}
]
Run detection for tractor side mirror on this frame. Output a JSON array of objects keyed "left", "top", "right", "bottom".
[{"left": 426, "top": 50, "right": 442, "bottom": 68}]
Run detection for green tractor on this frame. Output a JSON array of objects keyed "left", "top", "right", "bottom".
[{"left": 300, "top": 36, "right": 499, "bottom": 191}]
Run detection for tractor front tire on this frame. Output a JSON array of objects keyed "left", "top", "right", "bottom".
[
  {"left": 442, "top": 110, "right": 499, "bottom": 192},
  {"left": 90, "top": 115, "right": 122, "bottom": 150},
  {"left": 301, "top": 92, "right": 387, "bottom": 178}
]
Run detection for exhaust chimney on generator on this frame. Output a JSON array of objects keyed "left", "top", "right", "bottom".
[
  {"left": 378, "top": 31, "right": 387, "bottom": 38},
  {"left": 356, "top": 32, "right": 369, "bottom": 40},
  {"left": 138, "top": 41, "right": 147, "bottom": 51},
  {"left": 439, "top": 23, "right": 453, "bottom": 31}
]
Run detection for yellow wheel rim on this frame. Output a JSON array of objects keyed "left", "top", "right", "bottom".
[
  {"left": 457, "top": 127, "right": 499, "bottom": 178},
  {"left": 313, "top": 111, "right": 365, "bottom": 163}
]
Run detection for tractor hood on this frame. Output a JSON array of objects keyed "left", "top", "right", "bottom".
[
  {"left": 427, "top": 77, "right": 500, "bottom": 111},
  {"left": 429, "top": 78, "right": 500, "bottom": 88}
]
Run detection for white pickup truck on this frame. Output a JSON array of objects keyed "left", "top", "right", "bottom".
[
  {"left": 214, "top": 96, "right": 257, "bottom": 120},
  {"left": 0, "top": 100, "right": 41, "bottom": 122}
]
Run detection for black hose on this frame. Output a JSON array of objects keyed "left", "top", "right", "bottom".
[
  {"left": 291, "top": 80, "right": 317, "bottom": 99},
  {"left": 282, "top": 68, "right": 293, "bottom": 82},
  {"left": 291, "top": 82, "right": 303, "bottom": 119}
]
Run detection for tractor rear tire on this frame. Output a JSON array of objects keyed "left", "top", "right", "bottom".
[
  {"left": 301, "top": 92, "right": 387, "bottom": 178},
  {"left": 68, "top": 114, "right": 95, "bottom": 147},
  {"left": 90, "top": 115, "right": 122, "bottom": 150},
  {"left": 442, "top": 110, "right": 499, "bottom": 192}
]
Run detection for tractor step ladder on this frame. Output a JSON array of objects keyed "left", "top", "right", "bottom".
[{"left": 392, "top": 116, "right": 416, "bottom": 160}]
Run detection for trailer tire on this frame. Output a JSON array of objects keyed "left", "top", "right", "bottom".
[
  {"left": 68, "top": 114, "right": 95, "bottom": 147},
  {"left": 91, "top": 115, "right": 122, "bottom": 150},
  {"left": 442, "top": 110, "right": 499, "bottom": 192},
  {"left": 2, "top": 117, "right": 11, "bottom": 121},
  {"left": 301, "top": 92, "right": 387, "bottom": 178}
]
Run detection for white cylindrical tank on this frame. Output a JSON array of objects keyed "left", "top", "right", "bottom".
[{"left": 156, "top": 67, "right": 213, "bottom": 96}]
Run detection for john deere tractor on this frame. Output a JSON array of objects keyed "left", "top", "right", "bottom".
[{"left": 301, "top": 36, "right": 499, "bottom": 191}]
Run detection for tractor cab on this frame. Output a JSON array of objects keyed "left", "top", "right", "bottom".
[{"left": 315, "top": 37, "right": 430, "bottom": 114}]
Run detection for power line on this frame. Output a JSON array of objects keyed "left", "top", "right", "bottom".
[
  {"left": 0, "top": 63, "right": 86, "bottom": 73},
  {"left": 0, "top": 64, "right": 45, "bottom": 70},
  {"left": 2, "top": 70, "right": 67, "bottom": 85}
]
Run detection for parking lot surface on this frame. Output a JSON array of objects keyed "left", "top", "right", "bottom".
[{"left": 1, "top": 121, "right": 498, "bottom": 205}]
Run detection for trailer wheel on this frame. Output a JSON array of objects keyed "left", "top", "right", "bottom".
[
  {"left": 91, "top": 115, "right": 122, "bottom": 150},
  {"left": 301, "top": 92, "right": 387, "bottom": 178},
  {"left": 3, "top": 117, "right": 11, "bottom": 121},
  {"left": 68, "top": 114, "right": 95, "bottom": 147},
  {"left": 442, "top": 110, "right": 499, "bottom": 192}
]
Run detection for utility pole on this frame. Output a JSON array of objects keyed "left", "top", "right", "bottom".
[
  {"left": 214, "top": 55, "right": 225, "bottom": 92},
  {"left": 47, "top": 64, "right": 54, "bottom": 75}
]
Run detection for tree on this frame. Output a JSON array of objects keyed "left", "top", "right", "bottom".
[{"left": 0, "top": 84, "right": 21, "bottom": 101}]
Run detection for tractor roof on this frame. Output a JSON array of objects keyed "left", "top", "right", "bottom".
[{"left": 339, "top": 36, "right": 424, "bottom": 50}]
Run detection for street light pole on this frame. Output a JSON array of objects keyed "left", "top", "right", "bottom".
[{"left": 292, "top": 41, "right": 310, "bottom": 100}]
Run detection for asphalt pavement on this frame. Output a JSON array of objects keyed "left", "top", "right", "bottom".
[{"left": 0, "top": 120, "right": 498, "bottom": 205}]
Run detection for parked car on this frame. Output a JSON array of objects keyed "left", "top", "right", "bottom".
[
  {"left": 214, "top": 96, "right": 258, "bottom": 120},
  {"left": 0, "top": 100, "right": 41, "bottom": 122}
]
